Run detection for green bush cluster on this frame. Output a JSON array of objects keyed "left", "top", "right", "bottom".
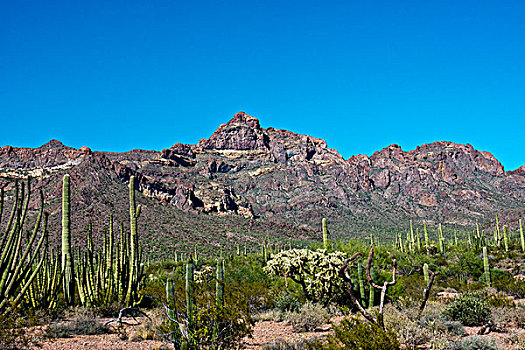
[
  {"left": 443, "top": 295, "right": 491, "bottom": 326},
  {"left": 492, "top": 269, "right": 525, "bottom": 298},
  {"left": 275, "top": 293, "right": 302, "bottom": 312},
  {"left": 448, "top": 336, "right": 497, "bottom": 350},
  {"left": 306, "top": 316, "right": 400, "bottom": 350},
  {"left": 285, "top": 302, "right": 330, "bottom": 332}
]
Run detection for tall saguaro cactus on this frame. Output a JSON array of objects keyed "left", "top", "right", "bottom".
[
  {"left": 125, "top": 176, "right": 141, "bottom": 305},
  {"left": 520, "top": 219, "right": 525, "bottom": 253},
  {"left": 423, "top": 221, "right": 430, "bottom": 253},
  {"left": 482, "top": 246, "right": 491, "bottom": 287},
  {"left": 216, "top": 259, "right": 224, "bottom": 308},
  {"left": 184, "top": 257, "right": 195, "bottom": 349},
  {"left": 322, "top": 218, "right": 329, "bottom": 250},
  {"left": 62, "top": 174, "right": 75, "bottom": 306}
]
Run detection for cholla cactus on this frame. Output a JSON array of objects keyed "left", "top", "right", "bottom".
[
  {"left": 263, "top": 248, "right": 346, "bottom": 305},
  {"left": 194, "top": 264, "right": 215, "bottom": 284}
]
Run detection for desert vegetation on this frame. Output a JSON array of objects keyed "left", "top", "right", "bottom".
[{"left": 1, "top": 175, "right": 525, "bottom": 349}]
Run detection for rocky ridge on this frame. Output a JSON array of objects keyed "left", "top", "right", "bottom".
[{"left": 1, "top": 112, "right": 524, "bottom": 245}]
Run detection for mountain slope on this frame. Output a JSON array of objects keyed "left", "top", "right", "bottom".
[{"left": 1, "top": 112, "right": 524, "bottom": 256}]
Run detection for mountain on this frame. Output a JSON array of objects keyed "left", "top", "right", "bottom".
[{"left": 1, "top": 112, "right": 524, "bottom": 257}]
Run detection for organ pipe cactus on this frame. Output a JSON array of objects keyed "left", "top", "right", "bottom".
[
  {"left": 72, "top": 176, "right": 143, "bottom": 308},
  {"left": 0, "top": 178, "right": 49, "bottom": 311},
  {"left": 62, "top": 174, "right": 75, "bottom": 306}
]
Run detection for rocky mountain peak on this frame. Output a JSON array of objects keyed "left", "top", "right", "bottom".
[
  {"left": 228, "top": 111, "right": 262, "bottom": 129},
  {"left": 198, "top": 112, "right": 270, "bottom": 151},
  {"left": 40, "top": 139, "right": 70, "bottom": 150}
]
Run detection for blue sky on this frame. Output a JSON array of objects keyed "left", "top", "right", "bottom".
[{"left": 1, "top": 1, "right": 524, "bottom": 169}]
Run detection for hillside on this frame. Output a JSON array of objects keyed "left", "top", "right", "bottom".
[{"left": 1, "top": 112, "right": 524, "bottom": 257}]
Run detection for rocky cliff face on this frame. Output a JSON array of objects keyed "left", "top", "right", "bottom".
[{"left": 1, "top": 112, "right": 524, "bottom": 240}]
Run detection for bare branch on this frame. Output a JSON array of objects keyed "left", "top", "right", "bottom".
[
  {"left": 104, "top": 307, "right": 151, "bottom": 327},
  {"left": 366, "top": 248, "right": 382, "bottom": 289},
  {"left": 419, "top": 269, "right": 439, "bottom": 317},
  {"left": 339, "top": 253, "right": 376, "bottom": 325}
]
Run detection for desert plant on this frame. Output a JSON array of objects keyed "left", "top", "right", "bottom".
[
  {"left": 443, "top": 295, "right": 491, "bottom": 326},
  {"left": 306, "top": 316, "right": 400, "bottom": 350},
  {"left": 163, "top": 258, "right": 254, "bottom": 349},
  {"left": 285, "top": 302, "right": 330, "bottom": 332},
  {"left": 264, "top": 248, "right": 347, "bottom": 305},
  {"left": 74, "top": 175, "right": 145, "bottom": 308},
  {"left": 275, "top": 292, "right": 302, "bottom": 312},
  {"left": 61, "top": 174, "right": 75, "bottom": 306},
  {"left": 482, "top": 247, "right": 490, "bottom": 287},
  {"left": 0, "top": 178, "right": 49, "bottom": 311},
  {"left": 45, "top": 307, "right": 110, "bottom": 338},
  {"left": 448, "top": 335, "right": 497, "bottom": 350}
]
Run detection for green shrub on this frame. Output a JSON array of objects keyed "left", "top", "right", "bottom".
[
  {"left": 275, "top": 293, "right": 302, "bottom": 312},
  {"left": 491, "top": 306, "right": 525, "bottom": 329},
  {"left": 44, "top": 307, "right": 110, "bottom": 338},
  {"left": 492, "top": 269, "right": 525, "bottom": 298},
  {"left": 448, "top": 336, "right": 497, "bottom": 350},
  {"left": 417, "top": 312, "right": 465, "bottom": 336},
  {"left": 0, "top": 309, "right": 41, "bottom": 350},
  {"left": 253, "top": 309, "right": 286, "bottom": 322},
  {"left": 443, "top": 295, "right": 491, "bottom": 326},
  {"left": 159, "top": 277, "right": 254, "bottom": 349},
  {"left": 307, "top": 316, "right": 400, "bottom": 350},
  {"left": 285, "top": 302, "right": 330, "bottom": 332}
]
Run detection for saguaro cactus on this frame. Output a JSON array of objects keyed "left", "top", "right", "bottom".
[
  {"left": 438, "top": 224, "right": 445, "bottom": 254},
  {"left": 424, "top": 221, "right": 430, "bottom": 253},
  {"left": 503, "top": 225, "right": 509, "bottom": 252},
  {"left": 409, "top": 220, "right": 415, "bottom": 251},
  {"left": 184, "top": 257, "right": 195, "bottom": 349},
  {"left": 322, "top": 218, "right": 329, "bottom": 250},
  {"left": 216, "top": 259, "right": 224, "bottom": 307},
  {"left": 62, "top": 174, "right": 75, "bottom": 306},
  {"left": 125, "top": 175, "right": 141, "bottom": 305},
  {"left": 423, "top": 263, "right": 429, "bottom": 283},
  {"left": 368, "top": 266, "right": 375, "bottom": 309},
  {"left": 482, "top": 246, "right": 491, "bottom": 287},
  {"left": 520, "top": 219, "right": 525, "bottom": 253},
  {"left": 495, "top": 214, "right": 501, "bottom": 246},
  {"left": 357, "top": 260, "right": 366, "bottom": 307}
]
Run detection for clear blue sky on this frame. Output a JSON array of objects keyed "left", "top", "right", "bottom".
[{"left": 1, "top": 1, "right": 524, "bottom": 169}]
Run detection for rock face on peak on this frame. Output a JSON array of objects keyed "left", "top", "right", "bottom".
[
  {"left": 199, "top": 112, "right": 270, "bottom": 150},
  {"left": 1, "top": 112, "right": 524, "bottom": 245}
]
